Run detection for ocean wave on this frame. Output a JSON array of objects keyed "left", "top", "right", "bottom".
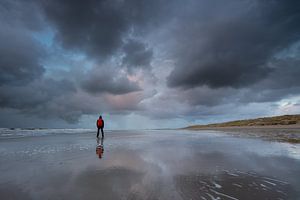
[{"left": 0, "top": 128, "right": 94, "bottom": 139}]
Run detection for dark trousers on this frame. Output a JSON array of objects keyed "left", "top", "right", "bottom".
[{"left": 97, "top": 127, "right": 104, "bottom": 138}]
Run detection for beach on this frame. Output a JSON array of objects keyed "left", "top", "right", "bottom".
[
  {"left": 185, "top": 125, "right": 300, "bottom": 143},
  {"left": 0, "top": 129, "right": 300, "bottom": 199}
]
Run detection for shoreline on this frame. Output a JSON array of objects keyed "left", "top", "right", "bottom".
[
  {"left": 183, "top": 125, "right": 300, "bottom": 143},
  {"left": 183, "top": 124, "right": 300, "bottom": 130}
]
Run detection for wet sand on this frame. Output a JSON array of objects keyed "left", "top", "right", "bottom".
[
  {"left": 186, "top": 126, "right": 300, "bottom": 143},
  {"left": 0, "top": 130, "right": 300, "bottom": 199}
]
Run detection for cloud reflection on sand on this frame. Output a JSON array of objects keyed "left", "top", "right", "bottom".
[{"left": 0, "top": 130, "right": 299, "bottom": 199}]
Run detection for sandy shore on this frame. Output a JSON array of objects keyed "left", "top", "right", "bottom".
[
  {"left": 0, "top": 130, "right": 300, "bottom": 199},
  {"left": 185, "top": 124, "right": 300, "bottom": 130}
]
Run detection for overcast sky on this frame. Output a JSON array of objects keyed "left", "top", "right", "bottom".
[{"left": 0, "top": 0, "right": 300, "bottom": 129}]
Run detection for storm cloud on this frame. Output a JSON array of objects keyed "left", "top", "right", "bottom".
[
  {"left": 167, "top": 0, "right": 300, "bottom": 89},
  {"left": 0, "top": 28, "right": 45, "bottom": 86},
  {"left": 122, "top": 39, "right": 153, "bottom": 72},
  {"left": 0, "top": 0, "right": 45, "bottom": 86},
  {"left": 81, "top": 67, "right": 141, "bottom": 95},
  {"left": 41, "top": 0, "right": 129, "bottom": 59},
  {"left": 39, "top": 0, "right": 165, "bottom": 61},
  {"left": 0, "top": 0, "right": 299, "bottom": 128}
]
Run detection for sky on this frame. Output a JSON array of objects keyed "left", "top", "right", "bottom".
[{"left": 0, "top": 0, "right": 300, "bottom": 129}]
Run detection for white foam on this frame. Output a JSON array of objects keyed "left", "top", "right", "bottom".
[{"left": 0, "top": 128, "right": 94, "bottom": 139}]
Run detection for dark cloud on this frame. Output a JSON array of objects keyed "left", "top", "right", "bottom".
[
  {"left": 1, "top": 0, "right": 300, "bottom": 127},
  {"left": 176, "top": 57, "right": 300, "bottom": 106},
  {"left": 141, "top": 55, "right": 300, "bottom": 120},
  {"left": 0, "top": 0, "right": 44, "bottom": 30},
  {"left": 81, "top": 67, "right": 141, "bottom": 95},
  {"left": 259, "top": 58, "right": 300, "bottom": 90},
  {"left": 179, "top": 87, "right": 236, "bottom": 107},
  {"left": 122, "top": 39, "right": 153, "bottom": 71},
  {"left": 237, "top": 58, "right": 300, "bottom": 103},
  {"left": 0, "top": 28, "right": 45, "bottom": 86},
  {"left": 39, "top": 0, "right": 165, "bottom": 61},
  {"left": 0, "top": 0, "right": 149, "bottom": 124},
  {"left": 0, "top": 0, "right": 45, "bottom": 86},
  {"left": 41, "top": 0, "right": 128, "bottom": 58},
  {"left": 158, "top": 58, "right": 300, "bottom": 112},
  {"left": 0, "top": 66, "right": 141, "bottom": 123},
  {"left": 0, "top": 78, "right": 77, "bottom": 121},
  {"left": 167, "top": 0, "right": 300, "bottom": 89}
]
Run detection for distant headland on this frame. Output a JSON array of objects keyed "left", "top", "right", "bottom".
[{"left": 183, "top": 114, "right": 300, "bottom": 143}]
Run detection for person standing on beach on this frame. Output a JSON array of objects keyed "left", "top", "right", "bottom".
[{"left": 96, "top": 115, "right": 104, "bottom": 138}]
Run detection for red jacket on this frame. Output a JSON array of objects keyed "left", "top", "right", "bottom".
[{"left": 97, "top": 119, "right": 104, "bottom": 128}]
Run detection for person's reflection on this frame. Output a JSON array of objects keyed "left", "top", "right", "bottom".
[{"left": 96, "top": 137, "right": 104, "bottom": 159}]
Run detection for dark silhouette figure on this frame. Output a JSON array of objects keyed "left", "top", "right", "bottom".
[
  {"left": 96, "top": 137, "right": 104, "bottom": 159},
  {"left": 96, "top": 115, "right": 104, "bottom": 138}
]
